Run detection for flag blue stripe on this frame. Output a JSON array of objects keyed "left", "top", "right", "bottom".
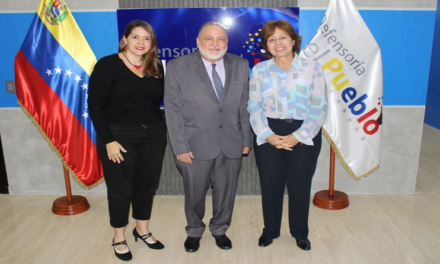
[{"left": 20, "top": 13, "right": 97, "bottom": 144}]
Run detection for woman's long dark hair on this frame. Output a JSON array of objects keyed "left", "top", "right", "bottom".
[{"left": 118, "top": 20, "right": 162, "bottom": 78}]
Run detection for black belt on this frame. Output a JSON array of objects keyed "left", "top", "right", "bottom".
[
  {"left": 267, "top": 118, "right": 297, "bottom": 123},
  {"left": 113, "top": 118, "right": 163, "bottom": 128}
]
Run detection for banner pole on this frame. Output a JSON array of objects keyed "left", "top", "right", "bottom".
[
  {"left": 313, "top": 147, "right": 349, "bottom": 210},
  {"left": 329, "top": 148, "right": 335, "bottom": 197},
  {"left": 52, "top": 164, "right": 90, "bottom": 215},
  {"left": 64, "top": 166, "right": 73, "bottom": 202}
]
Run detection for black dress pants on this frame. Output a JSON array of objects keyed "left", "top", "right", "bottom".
[
  {"left": 97, "top": 119, "right": 167, "bottom": 228},
  {"left": 253, "top": 118, "right": 321, "bottom": 239}
]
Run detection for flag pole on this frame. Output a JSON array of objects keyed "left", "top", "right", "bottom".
[
  {"left": 313, "top": 147, "right": 349, "bottom": 210},
  {"left": 52, "top": 165, "right": 90, "bottom": 215}
]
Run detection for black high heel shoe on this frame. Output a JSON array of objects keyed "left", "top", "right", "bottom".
[
  {"left": 133, "top": 228, "right": 165, "bottom": 250},
  {"left": 112, "top": 239, "right": 132, "bottom": 261}
]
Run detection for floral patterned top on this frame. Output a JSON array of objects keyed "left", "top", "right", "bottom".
[{"left": 248, "top": 54, "right": 328, "bottom": 146}]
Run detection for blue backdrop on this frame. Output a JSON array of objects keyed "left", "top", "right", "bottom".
[
  {"left": 117, "top": 8, "right": 299, "bottom": 70},
  {"left": 425, "top": 0, "right": 440, "bottom": 129}
]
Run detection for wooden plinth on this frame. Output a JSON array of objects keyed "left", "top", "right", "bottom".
[
  {"left": 313, "top": 190, "right": 349, "bottom": 210},
  {"left": 52, "top": 195, "right": 90, "bottom": 215}
]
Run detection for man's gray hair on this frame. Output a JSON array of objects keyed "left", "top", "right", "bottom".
[{"left": 197, "top": 22, "right": 228, "bottom": 39}]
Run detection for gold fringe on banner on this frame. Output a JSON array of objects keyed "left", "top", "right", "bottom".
[
  {"left": 322, "top": 129, "right": 379, "bottom": 180},
  {"left": 17, "top": 100, "right": 104, "bottom": 190}
]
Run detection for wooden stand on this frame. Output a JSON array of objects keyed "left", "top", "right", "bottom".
[
  {"left": 313, "top": 148, "right": 349, "bottom": 210},
  {"left": 52, "top": 167, "right": 90, "bottom": 215}
]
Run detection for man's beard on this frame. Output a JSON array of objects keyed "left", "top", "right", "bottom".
[{"left": 198, "top": 45, "right": 228, "bottom": 61}]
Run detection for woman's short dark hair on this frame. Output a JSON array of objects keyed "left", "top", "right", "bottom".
[
  {"left": 261, "top": 19, "right": 302, "bottom": 60},
  {"left": 118, "top": 20, "right": 162, "bottom": 78}
]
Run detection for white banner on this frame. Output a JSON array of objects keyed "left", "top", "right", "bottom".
[{"left": 300, "top": 0, "right": 383, "bottom": 179}]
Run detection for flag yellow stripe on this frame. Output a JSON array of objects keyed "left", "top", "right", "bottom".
[{"left": 36, "top": 0, "right": 96, "bottom": 75}]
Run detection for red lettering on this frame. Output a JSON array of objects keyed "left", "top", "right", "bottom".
[
  {"left": 357, "top": 107, "right": 378, "bottom": 123},
  {"left": 363, "top": 119, "right": 379, "bottom": 135}
]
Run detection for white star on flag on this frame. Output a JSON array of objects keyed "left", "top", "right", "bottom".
[
  {"left": 82, "top": 111, "right": 89, "bottom": 119},
  {"left": 81, "top": 83, "right": 88, "bottom": 90},
  {"left": 65, "top": 69, "right": 73, "bottom": 76},
  {"left": 85, "top": 94, "right": 88, "bottom": 99},
  {"left": 46, "top": 69, "right": 52, "bottom": 76},
  {"left": 54, "top": 67, "right": 62, "bottom": 74},
  {"left": 74, "top": 75, "right": 82, "bottom": 82}
]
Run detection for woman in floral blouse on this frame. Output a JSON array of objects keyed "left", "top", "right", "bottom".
[{"left": 248, "top": 19, "right": 328, "bottom": 251}]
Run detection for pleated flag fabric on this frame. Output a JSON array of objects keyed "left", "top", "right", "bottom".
[
  {"left": 301, "top": 0, "right": 383, "bottom": 179},
  {"left": 15, "top": 0, "right": 103, "bottom": 188}
]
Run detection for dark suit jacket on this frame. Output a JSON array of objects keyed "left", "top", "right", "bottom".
[{"left": 164, "top": 51, "right": 251, "bottom": 160}]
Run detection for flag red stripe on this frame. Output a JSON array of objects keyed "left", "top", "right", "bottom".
[{"left": 15, "top": 50, "right": 103, "bottom": 186}]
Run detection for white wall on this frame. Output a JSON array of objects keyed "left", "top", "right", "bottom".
[{"left": 0, "top": 107, "right": 424, "bottom": 194}]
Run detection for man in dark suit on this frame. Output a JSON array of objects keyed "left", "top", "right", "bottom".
[{"left": 164, "top": 22, "right": 251, "bottom": 252}]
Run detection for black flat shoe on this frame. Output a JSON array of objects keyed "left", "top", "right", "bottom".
[
  {"left": 112, "top": 239, "right": 132, "bottom": 261},
  {"left": 133, "top": 228, "right": 165, "bottom": 250},
  {"left": 295, "top": 238, "right": 311, "bottom": 250},
  {"left": 258, "top": 236, "right": 273, "bottom": 247},
  {"left": 184, "top": 236, "right": 201, "bottom": 252},
  {"left": 212, "top": 234, "right": 232, "bottom": 250}
]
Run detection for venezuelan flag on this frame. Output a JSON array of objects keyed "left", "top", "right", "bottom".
[{"left": 14, "top": 0, "right": 103, "bottom": 188}]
